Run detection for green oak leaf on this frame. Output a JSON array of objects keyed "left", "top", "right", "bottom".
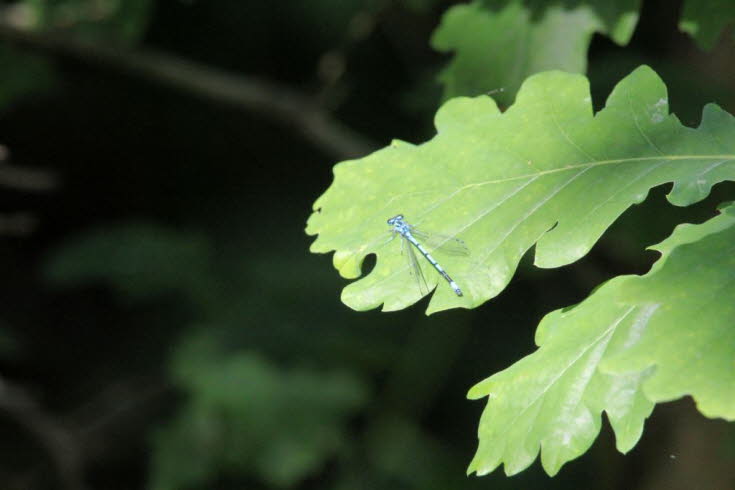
[
  {"left": 601, "top": 204, "right": 735, "bottom": 420},
  {"left": 306, "top": 65, "right": 735, "bottom": 314},
  {"left": 468, "top": 204, "right": 735, "bottom": 477},
  {"left": 680, "top": 0, "right": 735, "bottom": 50},
  {"left": 468, "top": 276, "right": 656, "bottom": 476},
  {"left": 431, "top": 0, "right": 640, "bottom": 105}
]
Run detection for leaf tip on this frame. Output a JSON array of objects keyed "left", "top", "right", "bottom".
[
  {"left": 434, "top": 95, "right": 500, "bottom": 134},
  {"left": 466, "top": 455, "right": 498, "bottom": 478}
]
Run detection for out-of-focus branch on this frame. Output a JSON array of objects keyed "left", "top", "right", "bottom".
[
  {"left": 0, "top": 212, "right": 37, "bottom": 235},
  {"left": 0, "top": 372, "right": 170, "bottom": 490},
  {"left": 70, "top": 376, "right": 171, "bottom": 448},
  {"left": 0, "top": 376, "right": 86, "bottom": 490},
  {"left": 0, "top": 21, "right": 378, "bottom": 161},
  {"left": 0, "top": 164, "right": 58, "bottom": 191},
  {"left": 0, "top": 144, "right": 58, "bottom": 192}
]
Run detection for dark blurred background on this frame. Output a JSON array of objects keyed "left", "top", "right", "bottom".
[{"left": 0, "top": 1, "right": 733, "bottom": 489}]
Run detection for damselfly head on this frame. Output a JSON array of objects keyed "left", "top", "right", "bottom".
[{"left": 387, "top": 214, "right": 404, "bottom": 225}]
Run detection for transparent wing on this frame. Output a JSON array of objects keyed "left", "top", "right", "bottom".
[
  {"left": 411, "top": 228, "right": 470, "bottom": 256},
  {"left": 403, "top": 236, "right": 430, "bottom": 295}
]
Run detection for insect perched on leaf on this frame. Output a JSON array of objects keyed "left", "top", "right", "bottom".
[{"left": 387, "top": 214, "right": 469, "bottom": 296}]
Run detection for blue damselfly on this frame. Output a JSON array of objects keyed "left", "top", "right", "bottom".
[{"left": 387, "top": 214, "right": 468, "bottom": 296}]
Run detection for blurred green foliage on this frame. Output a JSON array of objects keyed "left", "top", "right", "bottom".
[
  {"left": 45, "top": 223, "right": 218, "bottom": 306},
  {"left": 29, "top": 0, "right": 153, "bottom": 44},
  {"left": 151, "top": 336, "right": 368, "bottom": 489},
  {"left": 44, "top": 223, "right": 369, "bottom": 489},
  {"left": 432, "top": 0, "right": 640, "bottom": 105},
  {"left": 0, "top": 324, "right": 17, "bottom": 357},
  {"left": 0, "top": 0, "right": 153, "bottom": 109},
  {"left": 680, "top": 0, "right": 735, "bottom": 50},
  {"left": 0, "top": 44, "right": 54, "bottom": 110},
  {"left": 400, "top": 0, "right": 445, "bottom": 13}
]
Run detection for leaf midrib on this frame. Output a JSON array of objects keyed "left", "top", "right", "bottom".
[
  {"left": 354, "top": 153, "right": 734, "bottom": 298},
  {"left": 377, "top": 154, "right": 734, "bottom": 219},
  {"left": 462, "top": 154, "right": 733, "bottom": 190},
  {"left": 471, "top": 306, "right": 636, "bottom": 470}
]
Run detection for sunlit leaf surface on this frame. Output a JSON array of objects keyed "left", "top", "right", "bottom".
[
  {"left": 468, "top": 205, "right": 735, "bottom": 477},
  {"left": 602, "top": 204, "right": 735, "bottom": 420},
  {"left": 307, "top": 66, "right": 735, "bottom": 314}
]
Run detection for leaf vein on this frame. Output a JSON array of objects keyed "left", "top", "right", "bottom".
[
  {"left": 477, "top": 167, "right": 591, "bottom": 263},
  {"left": 493, "top": 306, "right": 636, "bottom": 446},
  {"left": 627, "top": 92, "right": 665, "bottom": 155}
]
